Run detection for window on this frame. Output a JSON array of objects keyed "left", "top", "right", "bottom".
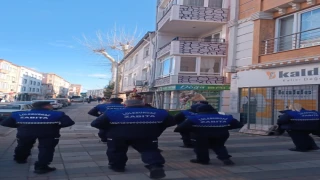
[
  {"left": 29, "top": 88, "right": 32, "bottom": 92},
  {"left": 125, "top": 62, "right": 129, "bottom": 70},
  {"left": 33, "top": 81, "right": 36, "bottom": 85},
  {"left": 278, "top": 15, "right": 294, "bottom": 51},
  {"left": 183, "top": 0, "right": 204, "bottom": 6},
  {"left": 37, "top": 82, "right": 40, "bottom": 86},
  {"left": 180, "top": 57, "right": 196, "bottom": 72},
  {"left": 161, "top": 58, "right": 173, "bottom": 76},
  {"left": 208, "top": 0, "right": 223, "bottom": 8},
  {"left": 300, "top": 8, "right": 320, "bottom": 47},
  {"left": 6, "top": 75, "right": 10, "bottom": 80},
  {"left": 23, "top": 79, "right": 27, "bottom": 84},
  {"left": 128, "top": 74, "right": 132, "bottom": 86},
  {"left": 141, "top": 69, "right": 148, "bottom": 80},
  {"left": 32, "top": 88, "right": 35, "bottom": 92},
  {"left": 12, "top": 76, "right": 15, "bottom": 82},
  {"left": 37, "top": 88, "right": 40, "bottom": 92},
  {"left": 134, "top": 54, "right": 138, "bottom": 65},
  {"left": 22, "top": 87, "right": 26, "bottom": 92},
  {"left": 133, "top": 73, "right": 136, "bottom": 86},
  {"left": 143, "top": 45, "right": 150, "bottom": 58},
  {"left": 200, "top": 57, "right": 221, "bottom": 75}
]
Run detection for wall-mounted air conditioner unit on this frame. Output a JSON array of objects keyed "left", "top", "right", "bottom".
[{"left": 135, "top": 80, "right": 144, "bottom": 87}]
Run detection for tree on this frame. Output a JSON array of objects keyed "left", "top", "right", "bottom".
[
  {"left": 103, "top": 82, "right": 115, "bottom": 99},
  {"left": 78, "top": 25, "right": 141, "bottom": 84}
]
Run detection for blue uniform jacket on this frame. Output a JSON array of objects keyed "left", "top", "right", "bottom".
[
  {"left": 88, "top": 103, "right": 124, "bottom": 117},
  {"left": 277, "top": 109, "right": 320, "bottom": 131},
  {"left": 174, "top": 112, "right": 243, "bottom": 137},
  {"left": 1, "top": 108, "right": 75, "bottom": 138},
  {"left": 91, "top": 106, "right": 176, "bottom": 139}
]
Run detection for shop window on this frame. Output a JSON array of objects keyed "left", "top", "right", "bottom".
[
  {"left": 200, "top": 57, "right": 221, "bottom": 75},
  {"left": 180, "top": 57, "right": 196, "bottom": 72}
]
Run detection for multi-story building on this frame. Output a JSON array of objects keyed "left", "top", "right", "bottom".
[
  {"left": 154, "top": 0, "right": 230, "bottom": 111},
  {"left": 118, "top": 32, "right": 156, "bottom": 103},
  {"left": 87, "top": 89, "right": 104, "bottom": 98},
  {"left": 17, "top": 67, "right": 43, "bottom": 101},
  {"left": 228, "top": 0, "right": 320, "bottom": 134},
  {"left": 42, "top": 73, "right": 70, "bottom": 98},
  {"left": 0, "top": 59, "right": 20, "bottom": 101},
  {"left": 69, "top": 84, "right": 82, "bottom": 96}
]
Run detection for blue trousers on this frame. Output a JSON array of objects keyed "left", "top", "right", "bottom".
[
  {"left": 107, "top": 138, "right": 165, "bottom": 169},
  {"left": 98, "top": 130, "right": 107, "bottom": 142},
  {"left": 14, "top": 137, "right": 59, "bottom": 167},
  {"left": 180, "top": 132, "right": 192, "bottom": 146},
  {"left": 287, "top": 130, "right": 318, "bottom": 150},
  {"left": 194, "top": 135, "right": 231, "bottom": 162}
]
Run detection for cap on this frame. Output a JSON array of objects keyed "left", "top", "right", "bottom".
[
  {"left": 32, "top": 101, "right": 51, "bottom": 108},
  {"left": 110, "top": 98, "right": 123, "bottom": 102},
  {"left": 197, "top": 104, "right": 216, "bottom": 113}
]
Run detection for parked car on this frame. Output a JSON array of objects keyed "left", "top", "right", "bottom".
[
  {"left": 32, "top": 100, "right": 63, "bottom": 110},
  {"left": 70, "top": 97, "right": 84, "bottom": 103},
  {"left": 50, "top": 98, "right": 69, "bottom": 107},
  {"left": 0, "top": 103, "right": 33, "bottom": 122}
]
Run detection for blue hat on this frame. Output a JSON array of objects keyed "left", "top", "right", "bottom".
[{"left": 197, "top": 104, "right": 216, "bottom": 113}]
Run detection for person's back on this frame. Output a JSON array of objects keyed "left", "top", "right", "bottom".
[{"left": 1, "top": 101, "right": 74, "bottom": 174}]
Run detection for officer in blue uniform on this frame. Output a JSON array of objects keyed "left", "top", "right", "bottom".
[
  {"left": 174, "top": 104, "right": 243, "bottom": 166},
  {"left": 91, "top": 99, "right": 175, "bottom": 179},
  {"left": 174, "top": 101, "right": 209, "bottom": 148},
  {"left": 277, "top": 104, "right": 320, "bottom": 152},
  {"left": 88, "top": 98, "right": 124, "bottom": 142},
  {"left": 1, "top": 101, "right": 75, "bottom": 174}
]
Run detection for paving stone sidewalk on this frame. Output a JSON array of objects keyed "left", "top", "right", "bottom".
[{"left": 1, "top": 103, "right": 320, "bottom": 180}]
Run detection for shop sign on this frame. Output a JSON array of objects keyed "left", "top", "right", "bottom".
[
  {"left": 158, "top": 85, "right": 230, "bottom": 91},
  {"left": 237, "top": 64, "right": 320, "bottom": 87}
]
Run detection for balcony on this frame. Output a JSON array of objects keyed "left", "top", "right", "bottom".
[
  {"left": 260, "top": 27, "right": 320, "bottom": 63},
  {"left": 157, "top": 37, "right": 227, "bottom": 58},
  {"left": 261, "top": 27, "right": 320, "bottom": 55},
  {"left": 157, "top": 0, "right": 228, "bottom": 35},
  {"left": 155, "top": 75, "right": 224, "bottom": 87}
]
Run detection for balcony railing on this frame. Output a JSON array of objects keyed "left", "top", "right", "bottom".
[
  {"left": 155, "top": 75, "right": 225, "bottom": 87},
  {"left": 157, "top": 37, "right": 227, "bottom": 58},
  {"left": 261, "top": 27, "right": 320, "bottom": 55},
  {"left": 157, "top": 0, "right": 228, "bottom": 24}
]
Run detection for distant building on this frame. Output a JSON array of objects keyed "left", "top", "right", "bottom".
[
  {"left": 42, "top": 73, "right": 70, "bottom": 98},
  {"left": 17, "top": 66, "right": 43, "bottom": 101},
  {"left": 0, "top": 59, "right": 20, "bottom": 101},
  {"left": 87, "top": 89, "right": 104, "bottom": 98},
  {"left": 69, "top": 84, "right": 82, "bottom": 96}
]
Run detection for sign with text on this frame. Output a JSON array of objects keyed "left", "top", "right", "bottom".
[
  {"left": 238, "top": 63, "right": 320, "bottom": 87},
  {"left": 158, "top": 85, "right": 230, "bottom": 91}
]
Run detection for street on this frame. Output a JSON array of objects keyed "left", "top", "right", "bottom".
[{"left": 1, "top": 104, "right": 320, "bottom": 180}]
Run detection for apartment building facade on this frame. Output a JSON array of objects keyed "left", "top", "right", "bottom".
[
  {"left": 16, "top": 67, "right": 43, "bottom": 101},
  {"left": 87, "top": 89, "right": 104, "bottom": 98},
  {"left": 228, "top": 0, "right": 320, "bottom": 133},
  {"left": 155, "top": 0, "right": 230, "bottom": 111},
  {"left": 0, "top": 59, "right": 20, "bottom": 101},
  {"left": 118, "top": 32, "right": 156, "bottom": 103},
  {"left": 69, "top": 84, "right": 82, "bottom": 96},
  {"left": 42, "top": 73, "right": 70, "bottom": 98}
]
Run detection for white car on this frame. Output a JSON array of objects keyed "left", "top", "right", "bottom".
[
  {"left": 32, "top": 100, "right": 63, "bottom": 110},
  {"left": 0, "top": 103, "right": 33, "bottom": 122}
]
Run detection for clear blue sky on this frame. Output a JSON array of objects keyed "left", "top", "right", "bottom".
[{"left": 0, "top": 0, "right": 156, "bottom": 92}]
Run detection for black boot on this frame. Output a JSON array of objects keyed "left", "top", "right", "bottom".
[
  {"left": 149, "top": 167, "right": 166, "bottom": 179},
  {"left": 34, "top": 166, "right": 56, "bottom": 174},
  {"left": 190, "top": 159, "right": 209, "bottom": 165},
  {"left": 221, "top": 159, "right": 235, "bottom": 166},
  {"left": 108, "top": 166, "right": 125, "bottom": 172},
  {"left": 14, "top": 159, "right": 27, "bottom": 164}
]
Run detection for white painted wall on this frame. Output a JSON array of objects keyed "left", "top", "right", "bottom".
[
  {"left": 235, "top": 21, "right": 254, "bottom": 66},
  {"left": 17, "top": 67, "right": 43, "bottom": 95}
]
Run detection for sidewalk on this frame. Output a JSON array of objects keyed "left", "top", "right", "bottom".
[{"left": 1, "top": 104, "right": 320, "bottom": 180}]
